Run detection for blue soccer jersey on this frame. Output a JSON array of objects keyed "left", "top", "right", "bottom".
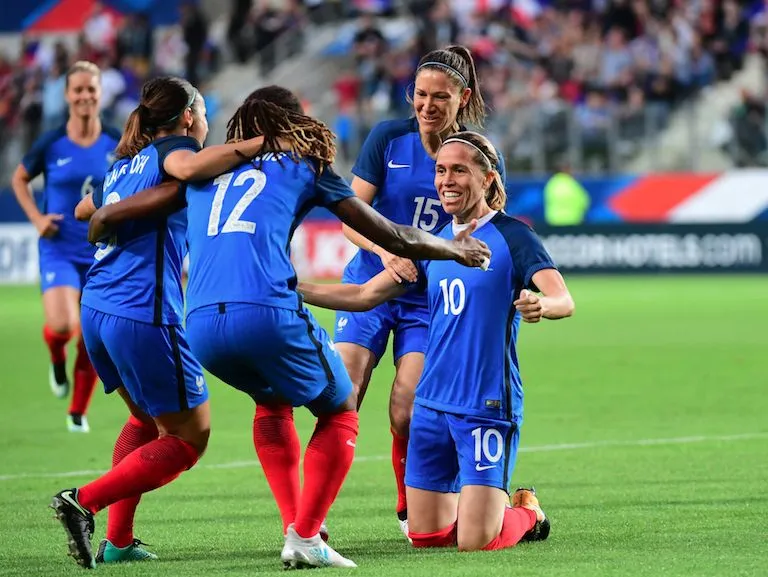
[
  {"left": 80, "top": 135, "right": 200, "bottom": 325},
  {"left": 413, "top": 211, "right": 556, "bottom": 424},
  {"left": 185, "top": 156, "right": 354, "bottom": 314},
  {"left": 22, "top": 125, "right": 121, "bottom": 265},
  {"left": 344, "top": 118, "right": 507, "bottom": 306}
]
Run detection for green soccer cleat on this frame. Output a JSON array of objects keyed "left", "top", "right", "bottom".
[{"left": 95, "top": 538, "right": 158, "bottom": 563}]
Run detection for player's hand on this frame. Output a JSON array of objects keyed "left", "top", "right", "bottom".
[
  {"left": 514, "top": 289, "right": 544, "bottom": 323},
  {"left": 451, "top": 219, "right": 491, "bottom": 268},
  {"left": 35, "top": 214, "right": 64, "bottom": 238},
  {"left": 378, "top": 250, "right": 418, "bottom": 284}
]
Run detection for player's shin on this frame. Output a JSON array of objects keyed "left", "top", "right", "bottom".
[
  {"left": 106, "top": 416, "right": 158, "bottom": 548},
  {"left": 77, "top": 435, "right": 200, "bottom": 514},
  {"left": 252, "top": 404, "right": 301, "bottom": 534},
  {"left": 480, "top": 507, "right": 537, "bottom": 551},
  {"left": 69, "top": 337, "right": 98, "bottom": 419},
  {"left": 294, "top": 410, "right": 359, "bottom": 538}
]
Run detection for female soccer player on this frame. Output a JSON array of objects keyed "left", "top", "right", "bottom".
[
  {"left": 337, "top": 45, "right": 504, "bottom": 534},
  {"left": 49, "top": 76, "right": 275, "bottom": 569},
  {"left": 298, "top": 131, "right": 575, "bottom": 552},
  {"left": 11, "top": 61, "right": 120, "bottom": 433},
  {"left": 89, "top": 85, "right": 490, "bottom": 568}
]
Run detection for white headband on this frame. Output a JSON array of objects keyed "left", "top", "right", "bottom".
[{"left": 442, "top": 138, "right": 493, "bottom": 169}]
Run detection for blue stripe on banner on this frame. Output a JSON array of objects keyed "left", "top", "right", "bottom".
[{"left": 21, "top": 0, "right": 61, "bottom": 29}]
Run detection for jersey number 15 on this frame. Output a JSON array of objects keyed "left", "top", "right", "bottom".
[{"left": 207, "top": 169, "right": 266, "bottom": 236}]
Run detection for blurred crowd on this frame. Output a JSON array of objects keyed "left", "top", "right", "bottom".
[
  {"left": 0, "top": 1, "right": 220, "bottom": 177},
  {"left": 3, "top": 0, "right": 768, "bottom": 180},
  {"left": 332, "top": 0, "right": 768, "bottom": 170}
]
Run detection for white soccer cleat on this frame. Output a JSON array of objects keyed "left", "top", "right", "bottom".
[
  {"left": 398, "top": 518, "right": 412, "bottom": 544},
  {"left": 49, "top": 365, "right": 69, "bottom": 399},
  {"left": 281, "top": 524, "right": 356, "bottom": 569},
  {"left": 67, "top": 415, "right": 90, "bottom": 433}
]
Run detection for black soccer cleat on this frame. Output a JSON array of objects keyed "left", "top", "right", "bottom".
[
  {"left": 511, "top": 486, "right": 551, "bottom": 542},
  {"left": 50, "top": 488, "right": 96, "bottom": 569}
]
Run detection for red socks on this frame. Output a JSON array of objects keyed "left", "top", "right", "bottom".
[
  {"left": 105, "top": 416, "right": 159, "bottom": 548},
  {"left": 391, "top": 429, "right": 408, "bottom": 516},
  {"left": 410, "top": 522, "right": 457, "bottom": 548},
  {"left": 78, "top": 435, "right": 199, "bottom": 515},
  {"left": 69, "top": 337, "right": 98, "bottom": 417},
  {"left": 43, "top": 325, "right": 71, "bottom": 365},
  {"left": 481, "top": 507, "right": 537, "bottom": 551},
  {"left": 252, "top": 404, "right": 301, "bottom": 534},
  {"left": 294, "top": 410, "right": 359, "bottom": 538}
]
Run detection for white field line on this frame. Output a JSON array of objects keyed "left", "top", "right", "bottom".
[{"left": 1, "top": 431, "right": 766, "bottom": 483}]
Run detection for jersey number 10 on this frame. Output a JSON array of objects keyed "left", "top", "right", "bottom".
[
  {"left": 207, "top": 169, "right": 267, "bottom": 236},
  {"left": 438, "top": 278, "right": 466, "bottom": 315}
]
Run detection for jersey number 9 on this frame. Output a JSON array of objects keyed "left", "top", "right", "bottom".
[
  {"left": 207, "top": 169, "right": 267, "bottom": 236},
  {"left": 94, "top": 192, "right": 121, "bottom": 261}
]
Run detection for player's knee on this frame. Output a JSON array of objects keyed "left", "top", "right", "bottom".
[
  {"left": 389, "top": 383, "right": 414, "bottom": 437},
  {"left": 46, "top": 317, "right": 74, "bottom": 335},
  {"left": 389, "top": 405, "right": 410, "bottom": 438}
]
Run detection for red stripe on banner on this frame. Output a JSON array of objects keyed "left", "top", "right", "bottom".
[
  {"left": 27, "top": 0, "right": 95, "bottom": 32},
  {"left": 608, "top": 174, "right": 719, "bottom": 222},
  {"left": 291, "top": 221, "right": 355, "bottom": 280}
]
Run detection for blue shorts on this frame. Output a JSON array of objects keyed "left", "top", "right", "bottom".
[
  {"left": 81, "top": 305, "right": 209, "bottom": 417},
  {"left": 186, "top": 303, "right": 352, "bottom": 413},
  {"left": 39, "top": 255, "right": 90, "bottom": 293},
  {"left": 405, "top": 403, "right": 519, "bottom": 493},
  {"left": 334, "top": 300, "right": 428, "bottom": 364}
]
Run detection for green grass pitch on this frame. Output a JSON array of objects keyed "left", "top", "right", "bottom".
[{"left": 0, "top": 276, "right": 765, "bottom": 576}]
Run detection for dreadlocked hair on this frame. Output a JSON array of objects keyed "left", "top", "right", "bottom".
[{"left": 226, "top": 85, "right": 336, "bottom": 172}]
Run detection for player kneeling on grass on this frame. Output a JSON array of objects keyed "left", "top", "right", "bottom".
[{"left": 299, "top": 131, "right": 574, "bottom": 551}]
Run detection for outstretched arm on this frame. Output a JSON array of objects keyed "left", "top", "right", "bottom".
[
  {"left": 513, "top": 269, "right": 574, "bottom": 323},
  {"left": 332, "top": 196, "right": 489, "bottom": 268},
  {"left": 88, "top": 181, "right": 183, "bottom": 243},
  {"left": 298, "top": 271, "right": 406, "bottom": 312}
]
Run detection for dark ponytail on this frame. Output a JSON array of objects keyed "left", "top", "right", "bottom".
[
  {"left": 115, "top": 76, "right": 197, "bottom": 159},
  {"left": 441, "top": 131, "right": 505, "bottom": 210},
  {"left": 416, "top": 44, "right": 486, "bottom": 128}
]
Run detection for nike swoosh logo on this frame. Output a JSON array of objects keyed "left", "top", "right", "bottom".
[
  {"left": 60, "top": 490, "right": 90, "bottom": 517},
  {"left": 388, "top": 160, "right": 409, "bottom": 169},
  {"left": 475, "top": 464, "right": 495, "bottom": 472},
  {"left": 56, "top": 158, "right": 73, "bottom": 167},
  {"left": 346, "top": 440, "right": 356, "bottom": 448}
]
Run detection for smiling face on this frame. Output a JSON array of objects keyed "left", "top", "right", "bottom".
[
  {"left": 66, "top": 71, "right": 101, "bottom": 120},
  {"left": 434, "top": 141, "right": 493, "bottom": 222},
  {"left": 413, "top": 68, "right": 470, "bottom": 137},
  {"left": 188, "top": 93, "right": 209, "bottom": 145}
]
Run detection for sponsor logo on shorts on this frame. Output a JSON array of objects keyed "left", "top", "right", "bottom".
[
  {"left": 45, "top": 272, "right": 56, "bottom": 284},
  {"left": 475, "top": 464, "right": 495, "bottom": 472},
  {"left": 195, "top": 375, "right": 205, "bottom": 393}
]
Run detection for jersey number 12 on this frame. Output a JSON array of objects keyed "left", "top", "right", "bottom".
[{"left": 207, "top": 169, "right": 266, "bottom": 236}]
